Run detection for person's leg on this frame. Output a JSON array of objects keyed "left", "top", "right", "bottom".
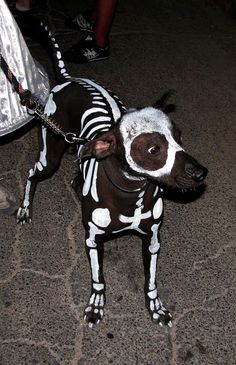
[
  {"left": 64, "top": 0, "right": 117, "bottom": 63},
  {"left": 66, "top": 0, "right": 117, "bottom": 42},
  {"left": 15, "top": 0, "right": 31, "bottom": 11},
  {"left": 93, "top": 0, "right": 117, "bottom": 48}
]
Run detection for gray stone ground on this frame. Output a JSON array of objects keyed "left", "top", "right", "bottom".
[{"left": 0, "top": 0, "right": 236, "bottom": 364}]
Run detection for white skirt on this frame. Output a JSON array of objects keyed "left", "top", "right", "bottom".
[{"left": 0, "top": 0, "right": 50, "bottom": 136}]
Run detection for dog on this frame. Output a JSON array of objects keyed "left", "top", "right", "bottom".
[{"left": 17, "top": 24, "right": 208, "bottom": 328}]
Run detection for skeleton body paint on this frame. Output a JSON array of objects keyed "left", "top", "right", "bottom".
[
  {"left": 18, "top": 23, "right": 207, "bottom": 328},
  {"left": 145, "top": 222, "right": 172, "bottom": 326},
  {"left": 85, "top": 208, "right": 111, "bottom": 327},
  {"left": 76, "top": 78, "right": 125, "bottom": 202},
  {"left": 115, "top": 190, "right": 151, "bottom": 234},
  {"left": 120, "top": 107, "right": 183, "bottom": 178}
]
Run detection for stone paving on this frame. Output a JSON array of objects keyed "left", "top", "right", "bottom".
[{"left": 0, "top": 0, "right": 236, "bottom": 364}]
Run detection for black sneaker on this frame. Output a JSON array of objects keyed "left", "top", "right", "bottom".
[
  {"left": 63, "top": 35, "right": 109, "bottom": 64},
  {"left": 65, "top": 11, "right": 95, "bottom": 33}
]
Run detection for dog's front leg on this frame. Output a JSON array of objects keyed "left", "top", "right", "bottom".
[
  {"left": 84, "top": 222, "right": 106, "bottom": 328},
  {"left": 142, "top": 223, "right": 172, "bottom": 327}
]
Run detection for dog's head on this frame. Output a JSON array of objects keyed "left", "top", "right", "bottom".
[{"left": 80, "top": 96, "right": 208, "bottom": 191}]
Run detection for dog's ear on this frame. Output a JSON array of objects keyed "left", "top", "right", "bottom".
[
  {"left": 80, "top": 130, "right": 117, "bottom": 160},
  {"left": 153, "top": 90, "right": 176, "bottom": 114}
]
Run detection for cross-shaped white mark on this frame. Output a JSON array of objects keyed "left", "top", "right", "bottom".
[{"left": 113, "top": 192, "right": 151, "bottom": 234}]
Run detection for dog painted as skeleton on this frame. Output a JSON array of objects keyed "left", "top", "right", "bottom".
[{"left": 17, "top": 24, "right": 208, "bottom": 328}]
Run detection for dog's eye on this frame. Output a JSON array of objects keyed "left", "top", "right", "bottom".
[{"left": 148, "top": 146, "right": 159, "bottom": 155}]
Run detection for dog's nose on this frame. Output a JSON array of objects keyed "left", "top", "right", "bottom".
[
  {"left": 193, "top": 167, "right": 208, "bottom": 182},
  {"left": 185, "top": 164, "right": 208, "bottom": 183}
]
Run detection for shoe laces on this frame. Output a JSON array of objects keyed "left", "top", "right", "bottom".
[
  {"left": 77, "top": 14, "right": 93, "bottom": 30},
  {"left": 83, "top": 47, "right": 99, "bottom": 59}
]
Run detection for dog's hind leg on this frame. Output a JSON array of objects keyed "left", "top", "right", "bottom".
[
  {"left": 17, "top": 126, "right": 66, "bottom": 224},
  {"left": 142, "top": 224, "right": 172, "bottom": 327}
]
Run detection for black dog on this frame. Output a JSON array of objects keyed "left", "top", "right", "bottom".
[{"left": 17, "top": 25, "right": 208, "bottom": 328}]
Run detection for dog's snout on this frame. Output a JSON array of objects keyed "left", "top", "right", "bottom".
[{"left": 185, "top": 164, "right": 208, "bottom": 183}]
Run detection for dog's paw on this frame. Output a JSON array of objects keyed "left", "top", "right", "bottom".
[
  {"left": 17, "top": 206, "right": 32, "bottom": 225},
  {"left": 150, "top": 299, "right": 172, "bottom": 327},
  {"left": 84, "top": 291, "right": 105, "bottom": 328},
  {"left": 146, "top": 290, "right": 172, "bottom": 327}
]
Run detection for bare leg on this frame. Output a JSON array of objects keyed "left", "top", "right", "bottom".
[
  {"left": 15, "top": 0, "right": 31, "bottom": 11},
  {"left": 93, "top": 0, "right": 117, "bottom": 48}
]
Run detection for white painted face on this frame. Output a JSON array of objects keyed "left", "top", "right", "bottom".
[{"left": 119, "top": 107, "right": 183, "bottom": 178}]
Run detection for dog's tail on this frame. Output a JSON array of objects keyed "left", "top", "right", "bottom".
[{"left": 38, "top": 22, "right": 72, "bottom": 84}]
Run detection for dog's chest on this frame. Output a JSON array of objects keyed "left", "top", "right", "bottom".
[
  {"left": 111, "top": 186, "right": 164, "bottom": 234},
  {"left": 83, "top": 181, "right": 164, "bottom": 236}
]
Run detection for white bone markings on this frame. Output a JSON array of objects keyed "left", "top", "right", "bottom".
[
  {"left": 114, "top": 190, "right": 151, "bottom": 234},
  {"left": 84, "top": 289, "right": 105, "bottom": 328},
  {"left": 83, "top": 185, "right": 169, "bottom": 327},
  {"left": 84, "top": 207, "right": 112, "bottom": 326},
  {"left": 18, "top": 75, "right": 125, "bottom": 216},
  {"left": 120, "top": 107, "right": 183, "bottom": 178},
  {"left": 77, "top": 78, "right": 125, "bottom": 203},
  {"left": 147, "top": 290, "right": 172, "bottom": 327},
  {"left": 17, "top": 32, "right": 174, "bottom": 326},
  {"left": 146, "top": 223, "right": 172, "bottom": 327},
  {"left": 17, "top": 83, "right": 71, "bottom": 224},
  {"left": 17, "top": 126, "right": 48, "bottom": 223},
  {"left": 92, "top": 208, "right": 111, "bottom": 227}
]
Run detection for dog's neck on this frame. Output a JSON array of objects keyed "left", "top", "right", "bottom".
[{"left": 100, "top": 157, "right": 147, "bottom": 194}]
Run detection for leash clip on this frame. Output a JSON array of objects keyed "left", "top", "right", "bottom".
[{"left": 65, "top": 133, "right": 89, "bottom": 144}]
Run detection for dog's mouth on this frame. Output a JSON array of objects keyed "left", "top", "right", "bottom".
[
  {"left": 156, "top": 170, "right": 207, "bottom": 193},
  {"left": 161, "top": 175, "right": 207, "bottom": 203},
  {"left": 174, "top": 175, "right": 206, "bottom": 191}
]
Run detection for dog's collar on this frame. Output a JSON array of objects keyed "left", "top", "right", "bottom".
[{"left": 100, "top": 158, "right": 147, "bottom": 193}]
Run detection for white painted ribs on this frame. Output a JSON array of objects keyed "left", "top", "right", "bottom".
[{"left": 76, "top": 78, "right": 126, "bottom": 202}]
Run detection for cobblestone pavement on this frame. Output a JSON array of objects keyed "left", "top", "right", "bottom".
[{"left": 0, "top": 0, "right": 235, "bottom": 364}]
